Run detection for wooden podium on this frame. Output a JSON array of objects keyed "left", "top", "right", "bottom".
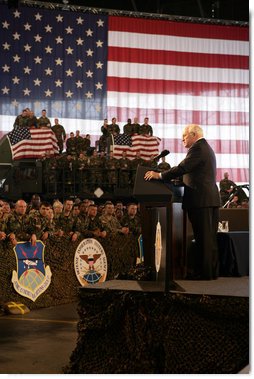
[{"left": 133, "top": 165, "right": 185, "bottom": 292}]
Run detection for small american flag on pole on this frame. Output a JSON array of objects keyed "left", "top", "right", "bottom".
[
  {"left": 113, "top": 134, "right": 161, "bottom": 160},
  {"left": 8, "top": 126, "right": 31, "bottom": 145},
  {"left": 8, "top": 127, "right": 59, "bottom": 160}
]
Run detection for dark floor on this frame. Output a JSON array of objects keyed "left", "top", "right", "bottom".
[
  {"left": 0, "top": 276, "right": 249, "bottom": 375},
  {"left": 0, "top": 302, "right": 78, "bottom": 374}
]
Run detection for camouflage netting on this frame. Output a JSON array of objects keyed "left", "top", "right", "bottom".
[
  {"left": 64, "top": 291, "right": 249, "bottom": 374},
  {"left": 0, "top": 234, "right": 138, "bottom": 310}
]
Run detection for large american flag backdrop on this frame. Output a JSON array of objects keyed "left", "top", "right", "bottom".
[{"left": 0, "top": 3, "right": 249, "bottom": 182}]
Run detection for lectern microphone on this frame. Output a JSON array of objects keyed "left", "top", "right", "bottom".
[
  {"left": 153, "top": 149, "right": 170, "bottom": 161},
  {"left": 233, "top": 184, "right": 249, "bottom": 190}
]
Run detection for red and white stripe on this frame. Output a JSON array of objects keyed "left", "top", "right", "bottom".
[
  {"left": 0, "top": 15, "right": 249, "bottom": 183},
  {"left": 107, "top": 17, "right": 249, "bottom": 183},
  {"left": 113, "top": 135, "right": 161, "bottom": 160},
  {"left": 9, "top": 129, "right": 59, "bottom": 160}
]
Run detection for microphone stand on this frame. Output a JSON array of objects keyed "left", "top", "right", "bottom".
[
  {"left": 222, "top": 184, "right": 249, "bottom": 208},
  {"left": 222, "top": 187, "right": 239, "bottom": 208},
  {"left": 222, "top": 190, "right": 237, "bottom": 208}
]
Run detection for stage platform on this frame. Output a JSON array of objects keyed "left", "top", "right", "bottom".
[
  {"left": 83, "top": 276, "right": 249, "bottom": 297},
  {"left": 174, "top": 276, "right": 249, "bottom": 297},
  {"left": 0, "top": 276, "right": 249, "bottom": 374},
  {"left": 64, "top": 276, "right": 249, "bottom": 374}
]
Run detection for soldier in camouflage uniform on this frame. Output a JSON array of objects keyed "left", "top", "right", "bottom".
[
  {"left": 131, "top": 117, "right": 140, "bottom": 135},
  {"left": 115, "top": 208, "right": 124, "bottom": 223},
  {"left": 0, "top": 201, "right": 8, "bottom": 241},
  {"left": 89, "top": 150, "right": 104, "bottom": 191},
  {"left": 51, "top": 201, "right": 65, "bottom": 238},
  {"left": 66, "top": 132, "right": 77, "bottom": 156},
  {"left": 139, "top": 117, "right": 153, "bottom": 136},
  {"left": 54, "top": 153, "right": 66, "bottom": 192},
  {"left": 6, "top": 199, "right": 36, "bottom": 246},
  {"left": 121, "top": 203, "right": 141, "bottom": 262},
  {"left": 62, "top": 154, "right": 76, "bottom": 195},
  {"left": 37, "top": 109, "right": 51, "bottom": 129},
  {"left": 72, "top": 204, "right": 80, "bottom": 218},
  {"left": 27, "top": 194, "right": 41, "bottom": 215},
  {"left": 0, "top": 201, "right": 11, "bottom": 223},
  {"left": 78, "top": 199, "right": 91, "bottom": 224},
  {"left": 99, "top": 202, "right": 129, "bottom": 235},
  {"left": 108, "top": 117, "right": 120, "bottom": 136},
  {"left": 99, "top": 118, "right": 109, "bottom": 152},
  {"left": 80, "top": 204, "right": 107, "bottom": 238},
  {"left": 46, "top": 207, "right": 58, "bottom": 235},
  {"left": 99, "top": 150, "right": 107, "bottom": 166},
  {"left": 121, "top": 203, "right": 141, "bottom": 237},
  {"left": 41, "top": 151, "right": 58, "bottom": 194},
  {"left": 51, "top": 118, "right": 66, "bottom": 154},
  {"left": 55, "top": 199, "right": 81, "bottom": 242},
  {"left": 76, "top": 152, "right": 90, "bottom": 193},
  {"left": 219, "top": 172, "right": 237, "bottom": 206},
  {"left": 143, "top": 154, "right": 158, "bottom": 170},
  {"left": 0, "top": 229, "right": 6, "bottom": 241},
  {"left": 123, "top": 118, "right": 133, "bottom": 135},
  {"left": 130, "top": 151, "right": 145, "bottom": 186},
  {"left": 75, "top": 130, "right": 84, "bottom": 155},
  {"left": 105, "top": 151, "right": 119, "bottom": 192},
  {"left": 27, "top": 110, "right": 38, "bottom": 129},
  {"left": 157, "top": 156, "right": 171, "bottom": 172},
  {"left": 52, "top": 200, "right": 63, "bottom": 221},
  {"left": 99, "top": 150, "right": 107, "bottom": 187},
  {"left": 29, "top": 201, "right": 54, "bottom": 243},
  {"left": 83, "top": 134, "right": 91, "bottom": 154},
  {"left": 118, "top": 151, "right": 131, "bottom": 188},
  {"left": 13, "top": 109, "right": 29, "bottom": 129}
]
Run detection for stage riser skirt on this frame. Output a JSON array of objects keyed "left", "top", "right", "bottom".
[{"left": 65, "top": 290, "right": 249, "bottom": 374}]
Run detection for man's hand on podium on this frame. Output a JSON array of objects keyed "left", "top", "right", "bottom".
[{"left": 144, "top": 171, "right": 161, "bottom": 181}]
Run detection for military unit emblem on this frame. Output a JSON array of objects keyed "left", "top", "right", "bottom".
[
  {"left": 11, "top": 241, "right": 52, "bottom": 302},
  {"left": 74, "top": 238, "right": 107, "bottom": 286},
  {"left": 155, "top": 218, "right": 162, "bottom": 277}
]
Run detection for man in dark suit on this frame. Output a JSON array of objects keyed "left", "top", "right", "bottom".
[{"left": 144, "top": 124, "right": 220, "bottom": 280}]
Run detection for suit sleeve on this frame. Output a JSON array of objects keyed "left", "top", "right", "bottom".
[{"left": 161, "top": 143, "right": 204, "bottom": 181}]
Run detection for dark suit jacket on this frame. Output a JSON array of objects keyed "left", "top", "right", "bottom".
[{"left": 161, "top": 138, "right": 220, "bottom": 209}]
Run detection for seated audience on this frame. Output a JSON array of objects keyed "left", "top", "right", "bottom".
[
  {"left": 121, "top": 203, "right": 141, "bottom": 237},
  {"left": 81, "top": 204, "right": 106, "bottom": 238},
  {"left": 99, "top": 201, "right": 129, "bottom": 235},
  {"left": 29, "top": 201, "right": 53, "bottom": 242},
  {"left": 55, "top": 199, "right": 81, "bottom": 242},
  {"left": 27, "top": 194, "right": 41, "bottom": 215},
  {"left": 227, "top": 194, "right": 240, "bottom": 208},
  {"left": 53, "top": 200, "right": 63, "bottom": 220},
  {"left": 6, "top": 199, "right": 36, "bottom": 246}
]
